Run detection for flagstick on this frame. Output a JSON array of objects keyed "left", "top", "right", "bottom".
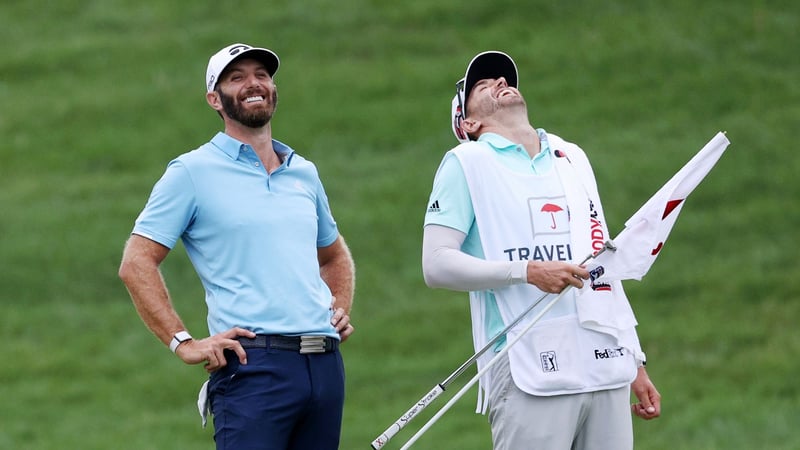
[{"left": 400, "top": 286, "right": 574, "bottom": 450}]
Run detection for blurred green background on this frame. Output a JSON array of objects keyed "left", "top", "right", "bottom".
[{"left": 1, "top": 0, "right": 798, "bottom": 449}]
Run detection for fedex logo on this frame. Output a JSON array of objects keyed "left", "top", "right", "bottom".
[{"left": 594, "top": 347, "right": 625, "bottom": 360}]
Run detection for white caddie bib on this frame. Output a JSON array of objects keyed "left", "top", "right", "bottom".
[{"left": 454, "top": 139, "right": 637, "bottom": 396}]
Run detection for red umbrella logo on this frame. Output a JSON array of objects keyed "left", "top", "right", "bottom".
[{"left": 541, "top": 203, "right": 563, "bottom": 229}]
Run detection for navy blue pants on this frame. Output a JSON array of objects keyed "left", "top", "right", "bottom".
[{"left": 208, "top": 346, "right": 345, "bottom": 450}]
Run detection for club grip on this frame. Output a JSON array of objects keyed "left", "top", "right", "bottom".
[{"left": 370, "top": 384, "right": 445, "bottom": 449}]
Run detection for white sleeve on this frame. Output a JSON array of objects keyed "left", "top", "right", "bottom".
[{"left": 422, "top": 224, "right": 529, "bottom": 292}]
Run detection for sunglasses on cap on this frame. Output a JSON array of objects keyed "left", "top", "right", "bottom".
[{"left": 452, "top": 78, "right": 468, "bottom": 142}]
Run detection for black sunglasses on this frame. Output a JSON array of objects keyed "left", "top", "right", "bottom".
[{"left": 455, "top": 78, "right": 466, "bottom": 117}]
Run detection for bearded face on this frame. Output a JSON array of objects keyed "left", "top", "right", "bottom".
[
  {"left": 218, "top": 87, "right": 279, "bottom": 128},
  {"left": 466, "top": 79, "right": 526, "bottom": 120}
]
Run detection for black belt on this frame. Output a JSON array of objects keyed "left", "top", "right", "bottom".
[{"left": 237, "top": 335, "right": 338, "bottom": 354}]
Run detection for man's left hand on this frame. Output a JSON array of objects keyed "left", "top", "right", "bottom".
[
  {"left": 330, "top": 307, "right": 354, "bottom": 343},
  {"left": 631, "top": 366, "right": 661, "bottom": 420}
]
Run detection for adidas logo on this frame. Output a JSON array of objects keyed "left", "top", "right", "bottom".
[{"left": 427, "top": 200, "right": 441, "bottom": 213}]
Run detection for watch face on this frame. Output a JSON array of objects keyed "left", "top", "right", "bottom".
[{"left": 175, "top": 331, "right": 192, "bottom": 341}]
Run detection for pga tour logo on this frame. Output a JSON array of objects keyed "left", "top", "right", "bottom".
[
  {"left": 589, "top": 266, "right": 611, "bottom": 292},
  {"left": 540, "top": 351, "right": 558, "bottom": 372}
]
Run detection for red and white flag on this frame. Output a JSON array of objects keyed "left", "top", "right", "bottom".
[{"left": 588, "top": 132, "right": 730, "bottom": 282}]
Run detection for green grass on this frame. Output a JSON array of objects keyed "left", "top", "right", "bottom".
[{"left": 1, "top": 0, "right": 798, "bottom": 448}]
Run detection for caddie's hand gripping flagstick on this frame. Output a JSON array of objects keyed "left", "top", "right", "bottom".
[{"left": 370, "top": 241, "right": 617, "bottom": 449}]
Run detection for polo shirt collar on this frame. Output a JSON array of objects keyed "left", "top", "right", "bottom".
[
  {"left": 210, "top": 132, "right": 296, "bottom": 165},
  {"left": 477, "top": 130, "right": 554, "bottom": 173},
  {"left": 477, "top": 130, "right": 553, "bottom": 158},
  {"left": 477, "top": 132, "right": 518, "bottom": 151}
]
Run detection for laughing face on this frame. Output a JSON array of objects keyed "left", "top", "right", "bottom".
[
  {"left": 465, "top": 77, "right": 525, "bottom": 120},
  {"left": 216, "top": 58, "right": 279, "bottom": 128}
]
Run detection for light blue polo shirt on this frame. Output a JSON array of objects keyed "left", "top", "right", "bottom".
[
  {"left": 424, "top": 130, "right": 554, "bottom": 348},
  {"left": 133, "top": 132, "right": 340, "bottom": 337}
]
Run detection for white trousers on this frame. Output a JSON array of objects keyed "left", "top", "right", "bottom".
[{"left": 487, "top": 353, "right": 633, "bottom": 450}]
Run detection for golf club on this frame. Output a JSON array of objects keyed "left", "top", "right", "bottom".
[{"left": 370, "top": 240, "right": 617, "bottom": 449}]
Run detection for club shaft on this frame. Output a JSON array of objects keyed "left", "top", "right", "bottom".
[
  {"left": 370, "top": 241, "right": 614, "bottom": 448},
  {"left": 370, "top": 384, "right": 445, "bottom": 449},
  {"left": 400, "top": 287, "right": 573, "bottom": 449}
]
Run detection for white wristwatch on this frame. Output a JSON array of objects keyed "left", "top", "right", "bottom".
[{"left": 169, "top": 331, "right": 193, "bottom": 353}]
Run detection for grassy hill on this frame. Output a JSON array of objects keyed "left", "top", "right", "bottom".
[{"left": 1, "top": 0, "right": 798, "bottom": 448}]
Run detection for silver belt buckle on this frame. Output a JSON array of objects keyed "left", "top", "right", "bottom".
[{"left": 300, "top": 335, "right": 326, "bottom": 354}]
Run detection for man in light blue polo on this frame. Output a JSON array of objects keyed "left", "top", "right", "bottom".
[{"left": 119, "top": 43, "right": 355, "bottom": 450}]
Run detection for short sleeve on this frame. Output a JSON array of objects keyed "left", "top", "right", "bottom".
[
  {"left": 315, "top": 179, "right": 339, "bottom": 248},
  {"left": 423, "top": 152, "right": 474, "bottom": 234},
  {"left": 132, "top": 160, "right": 197, "bottom": 249}
]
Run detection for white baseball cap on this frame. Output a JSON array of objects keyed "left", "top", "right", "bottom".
[
  {"left": 206, "top": 43, "right": 280, "bottom": 92},
  {"left": 451, "top": 51, "right": 519, "bottom": 143}
]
